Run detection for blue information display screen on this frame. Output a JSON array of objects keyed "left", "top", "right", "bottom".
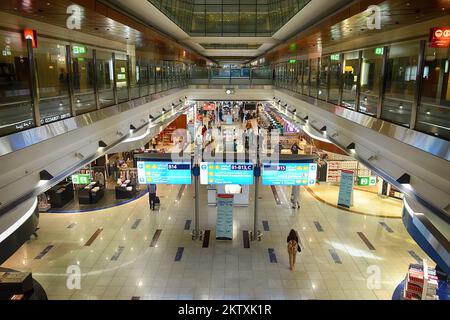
[
  {"left": 262, "top": 163, "right": 317, "bottom": 186},
  {"left": 200, "top": 162, "right": 254, "bottom": 185},
  {"left": 137, "top": 161, "right": 192, "bottom": 184}
]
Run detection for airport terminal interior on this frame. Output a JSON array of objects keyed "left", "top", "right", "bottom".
[{"left": 0, "top": 0, "right": 449, "bottom": 301}]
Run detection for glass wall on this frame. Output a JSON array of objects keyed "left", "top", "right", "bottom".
[
  {"left": 417, "top": 46, "right": 450, "bottom": 139},
  {"left": 309, "top": 58, "right": 319, "bottom": 98},
  {"left": 302, "top": 59, "right": 309, "bottom": 95},
  {"left": 0, "top": 30, "right": 33, "bottom": 135},
  {"left": 138, "top": 59, "right": 149, "bottom": 97},
  {"left": 329, "top": 54, "right": 341, "bottom": 104},
  {"left": 296, "top": 60, "right": 303, "bottom": 93},
  {"left": 359, "top": 47, "right": 383, "bottom": 116},
  {"left": 341, "top": 51, "right": 359, "bottom": 110},
  {"left": 115, "top": 53, "right": 128, "bottom": 103},
  {"left": 72, "top": 44, "right": 95, "bottom": 115},
  {"left": 382, "top": 41, "right": 420, "bottom": 127},
  {"left": 129, "top": 55, "right": 139, "bottom": 100},
  {"left": 96, "top": 50, "right": 114, "bottom": 108},
  {"left": 318, "top": 57, "right": 329, "bottom": 101},
  {"left": 34, "top": 38, "right": 71, "bottom": 124}
]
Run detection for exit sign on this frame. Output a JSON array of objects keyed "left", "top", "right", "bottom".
[
  {"left": 374, "top": 47, "right": 384, "bottom": 55},
  {"left": 72, "top": 174, "right": 91, "bottom": 185},
  {"left": 358, "top": 176, "right": 376, "bottom": 186},
  {"left": 288, "top": 59, "right": 296, "bottom": 64},
  {"left": 73, "top": 45, "right": 86, "bottom": 54},
  {"left": 330, "top": 54, "right": 340, "bottom": 61}
]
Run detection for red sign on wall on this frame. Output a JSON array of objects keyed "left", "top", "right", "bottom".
[
  {"left": 429, "top": 27, "right": 450, "bottom": 48},
  {"left": 203, "top": 103, "right": 216, "bottom": 111}
]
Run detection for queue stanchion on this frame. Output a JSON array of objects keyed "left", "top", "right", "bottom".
[
  {"left": 252, "top": 165, "right": 261, "bottom": 241},
  {"left": 192, "top": 164, "right": 201, "bottom": 240}
]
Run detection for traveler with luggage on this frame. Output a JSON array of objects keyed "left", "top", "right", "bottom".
[{"left": 147, "top": 184, "right": 157, "bottom": 211}]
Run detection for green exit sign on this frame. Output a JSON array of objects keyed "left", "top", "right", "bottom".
[
  {"left": 358, "top": 176, "right": 376, "bottom": 186},
  {"left": 73, "top": 45, "right": 86, "bottom": 54},
  {"left": 374, "top": 47, "right": 384, "bottom": 55},
  {"left": 289, "top": 59, "right": 296, "bottom": 64},
  {"left": 330, "top": 54, "right": 340, "bottom": 61},
  {"left": 72, "top": 174, "right": 91, "bottom": 185}
]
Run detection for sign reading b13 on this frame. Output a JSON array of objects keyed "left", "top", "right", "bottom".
[{"left": 429, "top": 27, "right": 450, "bottom": 48}]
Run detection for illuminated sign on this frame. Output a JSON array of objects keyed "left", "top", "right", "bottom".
[
  {"left": 429, "top": 27, "right": 450, "bottom": 48},
  {"left": 71, "top": 174, "right": 91, "bottom": 185},
  {"left": 374, "top": 47, "right": 384, "bottom": 55},
  {"left": 200, "top": 162, "right": 254, "bottom": 185},
  {"left": 262, "top": 163, "right": 317, "bottom": 186},
  {"left": 330, "top": 54, "right": 340, "bottom": 61},
  {"left": 23, "top": 29, "right": 37, "bottom": 48},
  {"left": 137, "top": 161, "right": 191, "bottom": 184},
  {"left": 72, "top": 45, "right": 86, "bottom": 54},
  {"left": 358, "top": 176, "right": 376, "bottom": 186},
  {"left": 289, "top": 59, "right": 296, "bottom": 64},
  {"left": 117, "top": 74, "right": 126, "bottom": 80}
]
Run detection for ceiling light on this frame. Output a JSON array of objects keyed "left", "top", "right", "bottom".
[
  {"left": 98, "top": 140, "right": 107, "bottom": 148},
  {"left": 396, "top": 173, "right": 411, "bottom": 185},
  {"left": 347, "top": 142, "right": 356, "bottom": 151},
  {"left": 320, "top": 126, "right": 327, "bottom": 132},
  {"left": 39, "top": 170, "right": 53, "bottom": 181},
  {"left": 304, "top": 116, "right": 309, "bottom": 121},
  {"left": 130, "top": 124, "right": 136, "bottom": 131}
]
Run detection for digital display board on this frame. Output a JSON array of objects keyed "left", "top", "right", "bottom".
[
  {"left": 262, "top": 163, "right": 317, "bottom": 186},
  {"left": 137, "top": 161, "right": 191, "bottom": 185},
  {"left": 200, "top": 162, "right": 254, "bottom": 185}
]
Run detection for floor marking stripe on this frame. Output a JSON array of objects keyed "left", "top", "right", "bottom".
[
  {"left": 243, "top": 230, "right": 250, "bottom": 249},
  {"left": 150, "top": 229, "right": 162, "bottom": 247},
  {"left": 176, "top": 185, "right": 186, "bottom": 202},
  {"left": 131, "top": 219, "right": 142, "bottom": 230},
  {"left": 111, "top": 246, "right": 125, "bottom": 261},
  {"left": 84, "top": 228, "right": 103, "bottom": 246},
  {"left": 34, "top": 245, "right": 54, "bottom": 259},
  {"left": 262, "top": 220, "right": 270, "bottom": 231},
  {"left": 175, "top": 247, "right": 184, "bottom": 261},
  {"left": 314, "top": 221, "right": 324, "bottom": 232},
  {"left": 270, "top": 186, "right": 281, "bottom": 205},
  {"left": 329, "top": 248, "right": 342, "bottom": 264},
  {"left": 184, "top": 220, "right": 192, "bottom": 230},
  {"left": 357, "top": 232, "right": 376, "bottom": 250},
  {"left": 408, "top": 250, "right": 422, "bottom": 263},
  {"left": 379, "top": 222, "right": 394, "bottom": 233},
  {"left": 202, "top": 230, "right": 211, "bottom": 248},
  {"left": 268, "top": 248, "right": 277, "bottom": 263}
]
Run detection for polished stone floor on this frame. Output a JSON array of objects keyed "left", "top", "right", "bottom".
[{"left": 1, "top": 182, "right": 432, "bottom": 300}]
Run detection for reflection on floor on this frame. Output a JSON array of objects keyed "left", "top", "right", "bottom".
[
  {"left": 306, "top": 183, "right": 403, "bottom": 218},
  {"left": 1, "top": 182, "right": 432, "bottom": 300}
]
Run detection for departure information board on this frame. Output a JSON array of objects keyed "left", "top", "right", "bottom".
[
  {"left": 200, "top": 162, "right": 254, "bottom": 185},
  {"left": 262, "top": 163, "right": 317, "bottom": 186},
  {"left": 137, "top": 161, "right": 192, "bottom": 184}
]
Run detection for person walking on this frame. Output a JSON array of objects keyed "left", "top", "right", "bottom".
[
  {"left": 151, "top": 136, "right": 157, "bottom": 150},
  {"left": 147, "top": 184, "right": 157, "bottom": 211},
  {"left": 291, "top": 185, "right": 300, "bottom": 209},
  {"left": 287, "top": 229, "right": 300, "bottom": 270},
  {"left": 290, "top": 141, "right": 300, "bottom": 154}
]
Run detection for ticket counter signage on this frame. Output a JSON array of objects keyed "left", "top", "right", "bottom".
[
  {"left": 137, "top": 161, "right": 191, "bottom": 184},
  {"left": 262, "top": 163, "right": 317, "bottom": 186},
  {"left": 200, "top": 162, "right": 253, "bottom": 185}
]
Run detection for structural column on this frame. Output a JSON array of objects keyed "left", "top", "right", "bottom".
[
  {"left": 26, "top": 38, "right": 40, "bottom": 127},
  {"left": 253, "top": 165, "right": 261, "bottom": 241}
]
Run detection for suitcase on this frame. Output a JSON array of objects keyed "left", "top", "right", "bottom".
[{"left": 153, "top": 196, "right": 160, "bottom": 209}]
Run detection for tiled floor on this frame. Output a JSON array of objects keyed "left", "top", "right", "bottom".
[{"left": 1, "top": 182, "right": 432, "bottom": 300}]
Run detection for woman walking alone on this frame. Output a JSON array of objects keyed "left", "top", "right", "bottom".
[{"left": 287, "top": 229, "right": 300, "bottom": 270}]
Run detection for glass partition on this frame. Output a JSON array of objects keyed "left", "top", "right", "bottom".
[
  {"left": 34, "top": 38, "right": 71, "bottom": 124},
  {"left": 309, "top": 58, "right": 319, "bottom": 98},
  {"left": 129, "top": 55, "right": 139, "bottom": 100},
  {"left": 0, "top": 30, "right": 33, "bottom": 136},
  {"left": 115, "top": 53, "right": 128, "bottom": 103},
  {"left": 341, "top": 51, "right": 359, "bottom": 110},
  {"left": 318, "top": 57, "right": 329, "bottom": 101},
  {"left": 302, "top": 59, "right": 309, "bottom": 95},
  {"left": 417, "top": 46, "right": 450, "bottom": 139},
  {"left": 359, "top": 47, "right": 383, "bottom": 116},
  {"left": 72, "top": 44, "right": 95, "bottom": 114},
  {"left": 96, "top": 50, "right": 114, "bottom": 108},
  {"left": 329, "top": 54, "right": 341, "bottom": 104},
  {"left": 138, "top": 60, "right": 149, "bottom": 97},
  {"left": 296, "top": 60, "right": 303, "bottom": 93},
  {"left": 382, "top": 41, "right": 419, "bottom": 127}
]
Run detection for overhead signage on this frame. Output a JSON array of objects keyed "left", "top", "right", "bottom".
[
  {"left": 374, "top": 47, "right": 384, "bottom": 55},
  {"left": 288, "top": 59, "right": 296, "bottom": 64},
  {"left": 330, "top": 54, "right": 340, "bottom": 61},
  {"left": 262, "top": 163, "right": 317, "bottom": 186},
  {"left": 338, "top": 170, "right": 354, "bottom": 208},
  {"left": 137, "top": 161, "right": 191, "bottom": 184},
  {"left": 358, "top": 176, "right": 376, "bottom": 186},
  {"left": 72, "top": 45, "right": 86, "bottom": 54},
  {"left": 429, "top": 27, "right": 450, "bottom": 48},
  {"left": 203, "top": 103, "right": 216, "bottom": 111},
  {"left": 71, "top": 174, "right": 91, "bottom": 185},
  {"left": 23, "top": 29, "right": 37, "bottom": 48},
  {"left": 200, "top": 162, "right": 254, "bottom": 185},
  {"left": 216, "top": 194, "right": 234, "bottom": 240}
]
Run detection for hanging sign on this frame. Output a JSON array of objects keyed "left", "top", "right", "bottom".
[{"left": 429, "top": 27, "right": 450, "bottom": 48}]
